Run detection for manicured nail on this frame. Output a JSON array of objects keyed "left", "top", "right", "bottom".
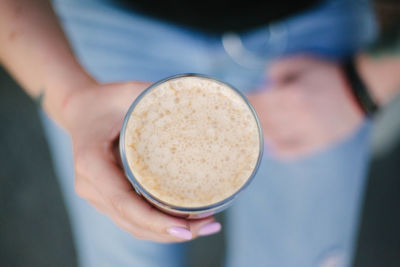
[
  {"left": 198, "top": 222, "right": 221, "bottom": 236},
  {"left": 167, "top": 227, "right": 193, "bottom": 240}
]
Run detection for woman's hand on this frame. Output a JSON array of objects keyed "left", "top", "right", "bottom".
[
  {"left": 248, "top": 56, "right": 364, "bottom": 159},
  {"left": 62, "top": 81, "right": 220, "bottom": 243}
]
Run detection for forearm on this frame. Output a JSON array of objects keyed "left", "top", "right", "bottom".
[
  {"left": 0, "top": 0, "right": 96, "bottom": 125},
  {"left": 355, "top": 20, "right": 400, "bottom": 107}
]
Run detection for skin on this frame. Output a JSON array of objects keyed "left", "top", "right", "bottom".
[
  {"left": 248, "top": 56, "right": 364, "bottom": 158},
  {"left": 0, "top": 0, "right": 217, "bottom": 243},
  {"left": 356, "top": 52, "right": 400, "bottom": 106},
  {"left": 247, "top": 52, "right": 400, "bottom": 159}
]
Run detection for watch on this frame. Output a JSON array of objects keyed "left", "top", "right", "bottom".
[{"left": 343, "top": 58, "right": 379, "bottom": 117}]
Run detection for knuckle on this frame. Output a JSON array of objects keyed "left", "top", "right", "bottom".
[
  {"left": 146, "top": 220, "right": 160, "bottom": 234},
  {"left": 110, "top": 195, "right": 129, "bottom": 219},
  {"left": 135, "top": 207, "right": 162, "bottom": 234},
  {"left": 133, "top": 231, "right": 146, "bottom": 240},
  {"left": 143, "top": 208, "right": 163, "bottom": 233}
]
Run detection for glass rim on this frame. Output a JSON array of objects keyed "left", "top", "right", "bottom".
[{"left": 119, "top": 73, "right": 264, "bottom": 213}]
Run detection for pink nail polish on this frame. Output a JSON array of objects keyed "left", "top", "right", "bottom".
[
  {"left": 198, "top": 222, "right": 221, "bottom": 236},
  {"left": 167, "top": 227, "right": 192, "bottom": 240}
]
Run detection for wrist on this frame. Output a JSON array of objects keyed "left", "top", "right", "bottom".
[
  {"left": 343, "top": 58, "right": 379, "bottom": 117},
  {"left": 355, "top": 53, "right": 400, "bottom": 106},
  {"left": 41, "top": 61, "right": 97, "bottom": 128}
]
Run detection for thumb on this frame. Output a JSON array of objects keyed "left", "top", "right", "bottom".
[{"left": 268, "top": 55, "right": 315, "bottom": 84}]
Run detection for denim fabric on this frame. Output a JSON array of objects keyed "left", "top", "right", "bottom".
[{"left": 41, "top": 0, "right": 377, "bottom": 266}]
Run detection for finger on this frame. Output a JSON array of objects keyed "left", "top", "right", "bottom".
[
  {"left": 188, "top": 216, "right": 221, "bottom": 238},
  {"left": 94, "top": 190, "right": 193, "bottom": 243},
  {"left": 110, "top": 213, "right": 192, "bottom": 243},
  {"left": 74, "top": 174, "right": 108, "bottom": 214},
  {"left": 112, "top": 207, "right": 220, "bottom": 241},
  {"left": 108, "top": 191, "right": 194, "bottom": 239},
  {"left": 76, "top": 146, "right": 192, "bottom": 239}
]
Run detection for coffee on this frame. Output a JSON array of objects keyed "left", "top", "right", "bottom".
[{"left": 124, "top": 76, "right": 261, "bottom": 208}]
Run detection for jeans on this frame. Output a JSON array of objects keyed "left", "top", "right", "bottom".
[{"left": 41, "top": 0, "right": 377, "bottom": 266}]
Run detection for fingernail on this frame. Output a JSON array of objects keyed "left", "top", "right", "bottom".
[
  {"left": 198, "top": 222, "right": 221, "bottom": 236},
  {"left": 167, "top": 227, "right": 192, "bottom": 240}
]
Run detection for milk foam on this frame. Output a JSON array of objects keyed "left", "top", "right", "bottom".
[{"left": 125, "top": 76, "right": 260, "bottom": 207}]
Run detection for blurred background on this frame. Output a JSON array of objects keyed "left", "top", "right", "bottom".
[{"left": 0, "top": 1, "right": 400, "bottom": 266}]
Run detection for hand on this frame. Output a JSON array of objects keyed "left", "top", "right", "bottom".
[
  {"left": 247, "top": 56, "right": 364, "bottom": 159},
  {"left": 62, "top": 81, "right": 220, "bottom": 243}
]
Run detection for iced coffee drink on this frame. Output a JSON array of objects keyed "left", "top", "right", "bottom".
[{"left": 120, "top": 74, "right": 262, "bottom": 217}]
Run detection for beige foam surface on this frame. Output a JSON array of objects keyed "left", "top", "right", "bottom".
[{"left": 125, "top": 76, "right": 260, "bottom": 207}]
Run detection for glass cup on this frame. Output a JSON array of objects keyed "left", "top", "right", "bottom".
[{"left": 120, "top": 74, "right": 263, "bottom": 218}]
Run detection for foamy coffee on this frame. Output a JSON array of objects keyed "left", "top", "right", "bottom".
[{"left": 123, "top": 75, "right": 261, "bottom": 209}]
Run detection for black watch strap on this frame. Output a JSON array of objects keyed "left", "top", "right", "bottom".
[{"left": 343, "top": 59, "right": 379, "bottom": 117}]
